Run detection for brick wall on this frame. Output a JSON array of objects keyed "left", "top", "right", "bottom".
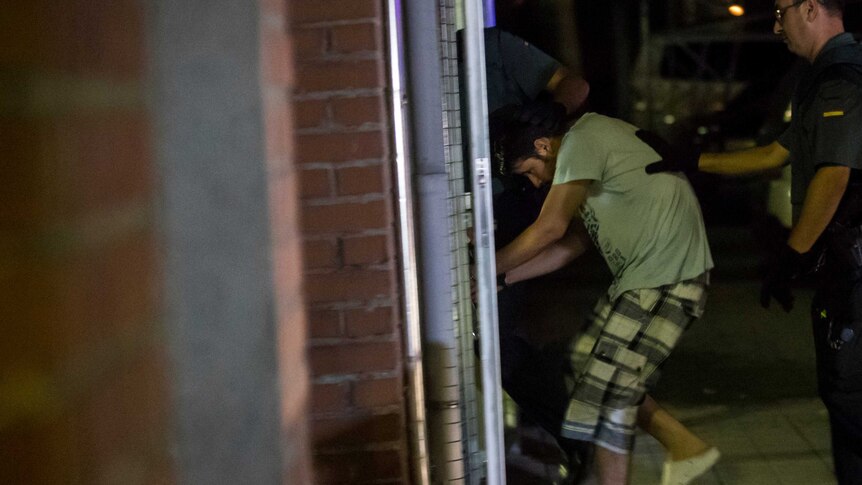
[
  {"left": 289, "top": 0, "right": 410, "bottom": 482},
  {"left": 260, "top": 0, "right": 313, "bottom": 480},
  {"left": 0, "top": 0, "right": 173, "bottom": 483}
]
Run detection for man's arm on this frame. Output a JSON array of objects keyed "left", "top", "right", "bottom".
[
  {"left": 788, "top": 165, "right": 850, "bottom": 252},
  {"left": 700, "top": 141, "right": 790, "bottom": 175},
  {"left": 504, "top": 220, "right": 591, "bottom": 284},
  {"left": 546, "top": 67, "right": 590, "bottom": 115},
  {"left": 496, "top": 179, "right": 590, "bottom": 274}
]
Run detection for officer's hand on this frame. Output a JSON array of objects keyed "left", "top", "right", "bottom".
[
  {"left": 636, "top": 130, "right": 701, "bottom": 174},
  {"left": 517, "top": 99, "right": 567, "bottom": 131},
  {"left": 760, "top": 244, "right": 803, "bottom": 312}
]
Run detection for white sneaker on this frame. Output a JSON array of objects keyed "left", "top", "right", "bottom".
[{"left": 660, "top": 447, "right": 721, "bottom": 485}]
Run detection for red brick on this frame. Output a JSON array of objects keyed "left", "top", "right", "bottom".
[
  {"left": 264, "top": 101, "right": 293, "bottom": 162},
  {"left": 330, "top": 23, "right": 378, "bottom": 53},
  {"left": 295, "top": 59, "right": 384, "bottom": 93},
  {"left": 261, "top": 0, "right": 287, "bottom": 17},
  {"left": 344, "top": 306, "right": 394, "bottom": 337},
  {"left": 268, "top": 171, "right": 302, "bottom": 246},
  {"left": 353, "top": 377, "right": 402, "bottom": 408},
  {"left": 261, "top": 26, "right": 293, "bottom": 86},
  {"left": 294, "top": 99, "right": 329, "bottom": 129},
  {"left": 277, "top": 305, "right": 309, "bottom": 415},
  {"left": 76, "top": 343, "right": 171, "bottom": 483},
  {"left": 304, "top": 270, "right": 392, "bottom": 303},
  {"left": 332, "top": 95, "right": 384, "bottom": 127},
  {"left": 342, "top": 235, "right": 388, "bottom": 266},
  {"left": 49, "top": 1, "right": 146, "bottom": 78},
  {"left": 312, "top": 413, "right": 401, "bottom": 448},
  {"left": 308, "top": 309, "right": 342, "bottom": 338},
  {"left": 50, "top": 112, "right": 153, "bottom": 220},
  {"left": 336, "top": 165, "right": 385, "bottom": 196},
  {"left": 293, "top": 28, "right": 327, "bottom": 60},
  {"left": 308, "top": 341, "right": 399, "bottom": 376},
  {"left": 299, "top": 168, "right": 332, "bottom": 199},
  {"left": 314, "top": 449, "right": 403, "bottom": 483},
  {"left": 283, "top": 419, "right": 313, "bottom": 484},
  {"left": 292, "top": 0, "right": 379, "bottom": 24},
  {"left": 296, "top": 131, "right": 384, "bottom": 164},
  {"left": 0, "top": 398, "right": 81, "bottom": 483},
  {"left": 311, "top": 382, "right": 349, "bottom": 413},
  {"left": 4, "top": 2, "right": 141, "bottom": 78},
  {"left": 303, "top": 239, "right": 339, "bottom": 269},
  {"left": 0, "top": 118, "right": 49, "bottom": 228},
  {"left": 31, "top": 228, "right": 158, "bottom": 365},
  {"left": 301, "top": 200, "right": 390, "bottom": 233}
]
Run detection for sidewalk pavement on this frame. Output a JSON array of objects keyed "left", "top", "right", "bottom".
[{"left": 630, "top": 397, "right": 835, "bottom": 484}]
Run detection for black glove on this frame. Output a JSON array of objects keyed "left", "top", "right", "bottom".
[
  {"left": 636, "top": 129, "right": 701, "bottom": 174},
  {"left": 517, "top": 98, "right": 567, "bottom": 131},
  {"left": 760, "top": 244, "right": 804, "bottom": 312}
]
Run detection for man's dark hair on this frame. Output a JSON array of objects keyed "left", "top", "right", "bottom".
[
  {"left": 818, "top": 0, "right": 845, "bottom": 15},
  {"left": 489, "top": 104, "right": 562, "bottom": 175}
]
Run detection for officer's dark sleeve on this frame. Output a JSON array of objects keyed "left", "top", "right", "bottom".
[
  {"left": 496, "top": 29, "right": 561, "bottom": 102},
  {"left": 812, "top": 78, "right": 862, "bottom": 171}
]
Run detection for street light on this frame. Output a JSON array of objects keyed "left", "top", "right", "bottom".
[{"left": 728, "top": 3, "right": 745, "bottom": 16}]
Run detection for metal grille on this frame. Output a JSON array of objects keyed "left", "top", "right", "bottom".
[{"left": 439, "top": 0, "right": 485, "bottom": 482}]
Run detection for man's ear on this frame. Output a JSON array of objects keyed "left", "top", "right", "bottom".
[
  {"left": 533, "top": 137, "right": 552, "bottom": 156},
  {"left": 805, "top": 0, "right": 818, "bottom": 20}
]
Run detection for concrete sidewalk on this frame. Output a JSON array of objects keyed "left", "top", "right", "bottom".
[{"left": 631, "top": 398, "right": 834, "bottom": 484}]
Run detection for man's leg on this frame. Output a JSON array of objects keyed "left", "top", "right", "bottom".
[
  {"left": 594, "top": 445, "right": 630, "bottom": 485},
  {"left": 824, "top": 392, "right": 862, "bottom": 484},
  {"left": 637, "top": 395, "right": 710, "bottom": 461},
  {"left": 813, "top": 282, "right": 862, "bottom": 484},
  {"left": 562, "top": 278, "right": 709, "bottom": 484}
]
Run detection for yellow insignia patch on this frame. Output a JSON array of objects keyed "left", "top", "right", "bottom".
[{"left": 823, "top": 110, "right": 845, "bottom": 117}]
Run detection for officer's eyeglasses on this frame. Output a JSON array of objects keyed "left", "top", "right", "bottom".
[{"left": 775, "top": 0, "right": 805, "bottom": 25}]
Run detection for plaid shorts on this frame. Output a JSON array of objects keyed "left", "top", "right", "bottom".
[{"left": 560, "top": 273, "right": 709, "bottom": 454}]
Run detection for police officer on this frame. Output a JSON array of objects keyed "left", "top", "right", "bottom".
[{"left": 643, "top": 1, "right": 862, "bottom": 482}]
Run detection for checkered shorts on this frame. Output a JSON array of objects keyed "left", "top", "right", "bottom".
[{"left": 560, "top": 273, "right": 709, "bottom": 454}]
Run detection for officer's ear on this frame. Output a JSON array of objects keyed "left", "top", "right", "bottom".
[
  {"left": 533, "top": 137, "right": 552, "bottom": 157},
  {"left": 805, "top": 0, "right": 818, "bottom": 21}
]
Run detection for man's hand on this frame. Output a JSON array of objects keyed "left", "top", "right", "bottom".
[
  {"left": 636, "top": 130, "right": 701, "bottom": 174},
  {"left": 517, "top": 98, "right": 567, "bottom": 131},
  {"left": 760, "top": 244, "right": 804, "bottom": 312}
]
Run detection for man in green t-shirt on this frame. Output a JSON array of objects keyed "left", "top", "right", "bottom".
[{"left": 493, "top": 112, "right": 716, "bottom": 484}]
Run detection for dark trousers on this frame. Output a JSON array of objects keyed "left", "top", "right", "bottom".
[
  {"left": 812, "top": 276, "right": 862, "bottom": 484},
  {"left": 497, "top": 284, "right": 570, "bottom": 438}
]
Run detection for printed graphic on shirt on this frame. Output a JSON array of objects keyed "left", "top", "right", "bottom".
[{"left": 582, "top": 205, "right": 626, "bottom": 280}]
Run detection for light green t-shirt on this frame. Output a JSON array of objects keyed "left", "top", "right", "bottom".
[{"left": 553, "top": 113, "right": 714, "bottom": 300}]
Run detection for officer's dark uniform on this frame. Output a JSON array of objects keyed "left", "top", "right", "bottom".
[{"left": 779, "top": 32, "right": 862, "bottom": 484}]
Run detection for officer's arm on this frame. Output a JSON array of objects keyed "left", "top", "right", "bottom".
[
  {"left": 700, "top": 141, "right": 789, "bottom": 175},
  {"left": 495, "top": 179, "right": 589, "bottom": 274},
  {"left": 504, "top": 220, "right": 591, "bottom": 284},
  {"left": 546, "top": 67, "right": 590, "bottom": 115},
  {"left": 788, "top": 165, "right": 850, "bottom": 253}
]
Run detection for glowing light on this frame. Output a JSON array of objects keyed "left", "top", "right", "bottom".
[
  {"left": 663, "top": 114, "right": 676, "bottom": 125},
  {"left": 728, "top": 4, "right": 745, "bottom": 16}
]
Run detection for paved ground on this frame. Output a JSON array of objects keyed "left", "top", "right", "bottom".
[{"left": 502, "top": 225, "right": 838, "bottom": 484}]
